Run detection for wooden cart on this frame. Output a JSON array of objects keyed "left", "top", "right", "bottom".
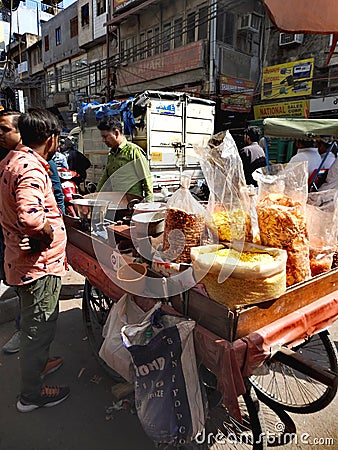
[{"left": 65, "top": 224, "right": 338, "bottom": 448}]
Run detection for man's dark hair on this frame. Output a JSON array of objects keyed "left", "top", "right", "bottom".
[
  {"left": 244, "top": 126, "right": 260, "bottom": 143},
  {"left": 18, "top": 108, "right": 61, "bottom": 146},
  {"left": 97, "top": 117, "right": 123, "bottom": 133},
  {"left": 0, "top": 110, "right": 21, "bottom": 130},
  {"left": 296, "top": 138, "right": 315, "bottom": 148}
]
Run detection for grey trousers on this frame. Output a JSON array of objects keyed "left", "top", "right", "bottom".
[{"left": 16, "top": 275, "right": 61, "bottom": 400}]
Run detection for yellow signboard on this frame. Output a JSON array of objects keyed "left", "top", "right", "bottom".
[
  {"left": 254, "top": 100, "right": 309, "bottom": 119},
  {"left": 261, "top": 58, "right": 314, "bottom": 100},
  {"left": 151, "top": 152, "right": 162, "bottom": 162}
]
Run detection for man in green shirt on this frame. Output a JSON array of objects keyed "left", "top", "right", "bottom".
[{"left": 96, "top": 117, "right": 153, "bottom": 201}]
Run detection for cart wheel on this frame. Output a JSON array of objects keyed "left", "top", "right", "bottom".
[
  {"left": 191, "top": 367, "right": 267, "bottom": 449},
  {"left": 249, "top": 330, "right": 338, "bottom": 414},
  {"left": 82, "top": 279, "right": 123, "bottom": 382},
  {"left": 259, "top": 399, "right": 296, "bottom": 447}
]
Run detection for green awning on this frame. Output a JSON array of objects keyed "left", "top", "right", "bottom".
[{"left": 263, "top": 118, "right": 338, "bottom": 139}]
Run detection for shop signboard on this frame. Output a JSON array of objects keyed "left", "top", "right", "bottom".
[
  {"left": 220, "top": 75, "right": 255, "bottom": 112},
  {"left": 118, "top": 41, "right": 204, "bottom": 87},
  {"left": 113, "top": 0, "right": 141, "bottom": 13},
  {"left": 261, "top": 58, "right": 314, "bottom": 100},
  {"left": 254, "top": 99, "right": 309, "bottom": 119},
  {"left": 310, "top": 95, "right": 338, "bottom": 113}
]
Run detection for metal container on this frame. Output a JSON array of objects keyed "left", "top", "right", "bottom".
[
  {"left": 133, "top": 202, "right": 167, "bottom": 215},
  {"left": 84, "top": 192, "right": 142, "bottom": 221},
  {"left": 70, "top": 199, "right": 110, "bottom": 230},
  {"left": 131, "top": 211, "right": 165, "bottom": 236}
]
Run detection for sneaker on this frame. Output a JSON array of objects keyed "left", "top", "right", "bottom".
[
  {"left": 2, "top": 330, "right": 21, "bottom": 354},
  {"left": 40, "top": 357, "right": 63, "bottom": 379},
  {"left": 16, "top": 385, "right": 70, "bottom": 413}
]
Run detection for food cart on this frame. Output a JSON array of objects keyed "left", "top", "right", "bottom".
[{"left": 64, "top": 119, "right": 338, "bottom": 449}]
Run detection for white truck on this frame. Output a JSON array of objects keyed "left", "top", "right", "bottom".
[{"left": 69, "top": 90, "right": 215, "bottom": 191}]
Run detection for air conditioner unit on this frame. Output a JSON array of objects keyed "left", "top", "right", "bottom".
[
  {"left": 279, "top": 33, "right": 304, "bottom": 46},
  {"left": 238, "top": 13, "right": 261, "bottom": 33}
]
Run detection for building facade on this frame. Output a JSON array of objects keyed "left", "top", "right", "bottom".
[
  {"left": 253, "top": 15, "right": 338, "bottom": 122},
  {"left": 6, "top": 0, "right": 338, "bottom": 131},
  {"left": 37, "top": 0, "right": 265, "bottom": 130}
]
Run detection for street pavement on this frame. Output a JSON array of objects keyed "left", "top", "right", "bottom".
[
  {"left": 0, "top": 267, "right": 155, "bottom": 450},
  {"left": 0, "top": 266, "right": 337, "bottom": 450}
]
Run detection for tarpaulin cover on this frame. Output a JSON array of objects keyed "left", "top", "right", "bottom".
[
  {"left": 263, "top": 0, "right": 338, "bottom": 34},
  {"left": 263, "top": 118, "right": 338, "bottom": 139}
]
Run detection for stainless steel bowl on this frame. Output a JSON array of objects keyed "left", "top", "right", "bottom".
[{"left": 70, "top": 199, "right": 110, "bottom": 227}]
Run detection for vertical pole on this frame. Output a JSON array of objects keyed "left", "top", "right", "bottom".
[
  {"left": 209, "top": 1, "right": 216, "bottom": 95},
  {"left": 105, "top": 2, "right": 110, "bottom": 101}
]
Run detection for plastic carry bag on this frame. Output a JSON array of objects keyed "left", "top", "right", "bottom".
[
  {"left": 162, "top": 173, "right": 206, "bottom": 263},
  {"left": 121, "top": 311, "right": 206, "bottom": 447},
  {"left": 253, "top": 162, "right": 310, "bottom": 286},
  {"left": 99, "top": 294, "right": 161, "bottom": 382},
  {"left": 307, "top": 189, "right": 338, "bottom": 276},
  {"left": 195, "top": 131, "right": 253, "bottom": 243}
]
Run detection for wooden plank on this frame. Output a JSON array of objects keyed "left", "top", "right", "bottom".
[
  {"left": 107, "top": 224, "right": 134, "bottom": 240},
  {"left": 235, "top": 268, "right": 338, "bottom": 339},
  {"left": 67, "top": 226, "right": 114, "bottom": 270},
  {"left": 171, "top": 289, "right": 236, "bottom": 341},
  {"left": 66, "top": 243, "right": 125, "bottom": 301}
]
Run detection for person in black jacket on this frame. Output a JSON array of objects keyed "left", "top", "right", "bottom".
[
  {"left": 239, "top": 126, "right": 266, "bottom": 186},
  {"left": 65, "top": 136, "right": 91, "bottom": 190}
]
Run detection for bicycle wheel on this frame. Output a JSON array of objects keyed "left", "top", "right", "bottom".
[
  {"left": 199, "top": 383, "right": 266, "bottom": 449},
  {"left": 258, "top": 399, "right": 296, "bottom": 447},
  {"left": 249, "top": 330, "right": 338, "bottom": 414},
  {"left": 193, "top": 367, "right": 266, "bottom": 450},
  {"left": 82, "top": 279, "right": 123, "bottom": 381}
]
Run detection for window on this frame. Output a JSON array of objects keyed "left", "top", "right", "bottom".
[
  {"left": 147, "top": 29, "right": 153, "bottom": 57},
  {"left": 139, "top": 32, "right": 146, "bottom": 60},
  {"left": 47, "top": 70, "right": 56, "bottom": 94},
  {"left": 187, "top": 13, "right": 196, "bottom": 43},
  {"left": 237, "top": 32, "right": 253, "bottom": 54},
  {"left": 154, "top": 26, "right": 160, "bottom": 54},
  {"left": 59, "top": 64, "right": 70, "bottom": 91},
  {"left": 44, "top": 35, "right": 49, "bottom": 52},
  {"left": 32, "top": 47, "right": 42, "bottom": 66},
  {"left": 198, "top": 6, "right": 208, "bottom": 40},
  {"left": 70, "top": 17, "right": 78, "bottom": 38},
  {"left": 96, "top": 0, "right": 105, "bottom": 16},
  {"left": 216, "top": 11, "right": 235, "bottom": 46},
  {"left": 55, "top": 27, "right": 61, "bottom": 46},
  {"left": 162, "top": 22, "right": 171, "bottom": 52},
  {"left": 174, "top": 18, "right": 183, "bottom": 48},
  {"left": 81, "top": 3, "right": 89, "bottom": 27},
  {"left": 121, "top": 36, "right": 137, "bottom": 63}
]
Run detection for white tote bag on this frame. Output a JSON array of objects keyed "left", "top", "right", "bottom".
[{"left": 99, "top": 294, "right": 161, "bottom": 382}]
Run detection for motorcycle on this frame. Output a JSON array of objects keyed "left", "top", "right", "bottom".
[{"left": 58, "top": 167, "right": 81, "bottom": 217}]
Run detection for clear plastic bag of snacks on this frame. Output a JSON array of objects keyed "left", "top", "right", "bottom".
[
  {"left": 195, "top": 131, "right": 253, "bottom": 244},
  {"left": 253, "top": 162, "right": 310, "bottom": 286},
  {"left": 307, "top": 189, "right": 338, "bottom": 276},
  {"left": 162, "top": 173, "right": 206, "bottom": 263}
]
